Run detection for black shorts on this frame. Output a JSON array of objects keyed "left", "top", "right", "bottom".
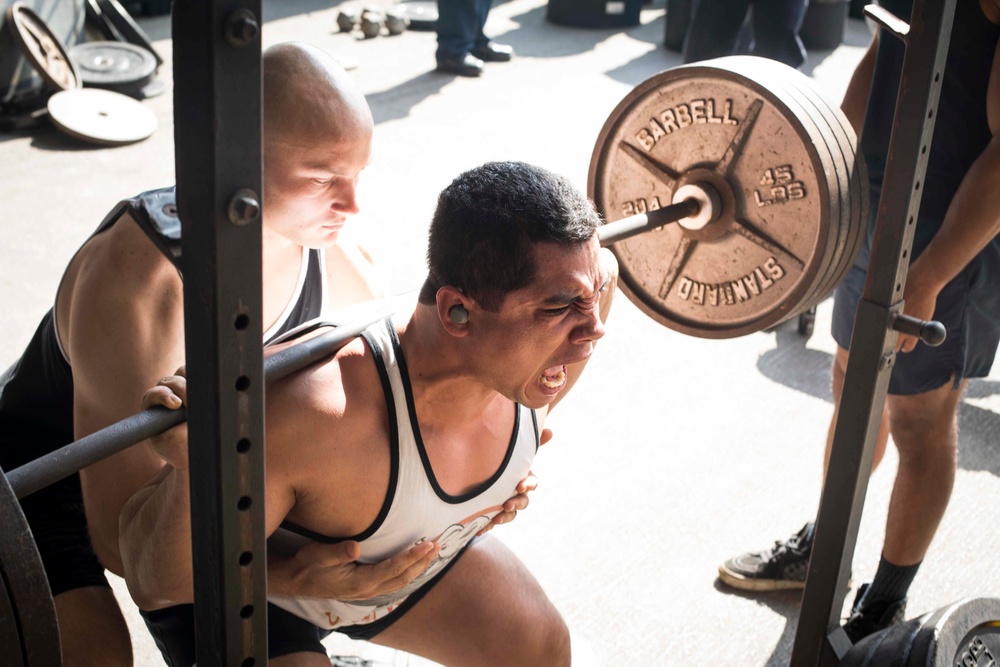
[
  {"left": 18, "top": 473, "right": 110, "bottom": 596},
  {"left": 831, "top": 202, "right": 1000, "bottom": 395},
  {"left": 140, "top": 537, "right": 475, "bottom": 664}
]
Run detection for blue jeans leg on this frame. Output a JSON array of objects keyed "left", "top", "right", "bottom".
[{"left": 436, "top": 0, "right": 492, "bottom": 61}]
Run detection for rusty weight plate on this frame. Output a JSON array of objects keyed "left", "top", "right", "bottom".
[
  {"left": 589, "top": 56, "right": 843, "bottom": 338},
  {"left": 722, "top": 57, "right": 855, "bottom": 313},
  {"left": 725, "top": 56, "right": 868, "bottom": 309},
  {"left": 4, "top": 2, "right": 80, "bottom": 92}
]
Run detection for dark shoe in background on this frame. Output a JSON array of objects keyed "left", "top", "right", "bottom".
[
  {"left": 718, "top": 522, "right": 815, "bottom": 591},
  {"left": 436, "top": 53, "right": 485, "bottom": 77},
  {"left": 472, "top": 42, "right": 514, "bottom": 62},
  {"left": 843, "top": 583, "right": 907, "bottom": 643}
]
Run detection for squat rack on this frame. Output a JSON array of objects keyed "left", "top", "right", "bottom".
[{"left": 172, "top": 0, "right": 953, "bottom": 665}]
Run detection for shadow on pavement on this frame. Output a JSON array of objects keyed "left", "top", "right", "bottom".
[
  {"left": 366, "top": 70, "right": 451, "bottom": 125},
  {"left": 713, "top": 578, "right": 802, "bottom": 665}
]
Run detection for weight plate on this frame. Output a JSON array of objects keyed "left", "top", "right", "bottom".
[
  {"left": 69, "top": 41, "right": 156, "bottom": 91},
  {"left": 792, "top": 79, "right": 867, "bottom": 304},
  {"left": 4, "top": 3, "right": 80, "bottom": 91},
  {"left": 0, "top": 471, "right": 62, "bottom": 667},
  {"left": 47, "top": 87, "right": 157, "bottom": 145},
  {"left": 133, "top": 74, "right": 167, "bottom": 99},
  {"left": 909, "top": 597, "right": 1000, "bottom": 667},
  {"left": 725, "top": 55, "right": 867, "bottom": 308},
  {"left": 728, "top": 60, "right": 855, "bottom": 311},
  {"left": 95, "top": 0, "right": 162, "bottom": 67},
  {"left": 398, "top": 1, "right": 437, "bottom": 31},
  {"left": 589, "top": 56, "right": 840, "bottom": 338},
  {"left": 83, "top": 0, "right": 118, "bottom": 41}
]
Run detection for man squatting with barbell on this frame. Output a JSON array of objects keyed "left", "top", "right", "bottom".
[
  {"left": 719, "top": 0, "right": 1000, "bottom": 642},
  {"left": 122, "top": 160, "right": 618, "bottom": 666},
  {"left": 0, "top": 43, "right": 535, "bottom": 666}
]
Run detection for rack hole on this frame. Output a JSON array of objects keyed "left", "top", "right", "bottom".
[
  {"left": 241, "top": 659, "right": 255, "bottom": 667},
  {"left": 237, "top": 438, "right": 251, "bottom": 454},
  {"left": 235, "top": 376, "right": 250, "bottom": 392},
  {"left": 234, "top": 313, "right": 250, "bottom": 331},
  {"left": 237, "top": 496, "right": 252, "bottom": 511},
  {"left": 240, "top": 605, "right": 254, "bottom": 619},
  {"left": 239, "top": 551, "right": 253, "bottom": 566}
]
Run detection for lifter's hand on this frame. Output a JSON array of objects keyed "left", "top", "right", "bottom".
[
  {"left": 140, "top": 367, "right": 189, "bottom": 471},
  {"left": 270, "top": 539, "right": 441, "bottom": 601},
  {"left": 478, "top": 427, "right": 552, "bottom": 536}
]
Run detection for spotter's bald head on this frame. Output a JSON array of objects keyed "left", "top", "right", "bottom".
[{"left": 263, "top": 42, "right": 373, "bottom": 148}]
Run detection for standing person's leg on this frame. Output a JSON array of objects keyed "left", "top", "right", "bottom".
[
  {"left": 436, "top": 0, "right": 486, "bottom": 76},
  {"left": 371, "top": 535, "right": 570, "bottom": 666},
  {"left": 682, "top": 0, "right": 752, "bottom": 64},
  {"left": 751, "top": 0, "right": 808, "bottom": 68},
  {"left": 843, "top": 249, "right": 1000, "bottom": 642},
  {"left": 471, "top": 0, "right": 514, "bottom": 63}
]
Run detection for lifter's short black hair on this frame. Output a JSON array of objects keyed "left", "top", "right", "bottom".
[{"left": 418, "top": 161, "right": 601, "bottom": 311}]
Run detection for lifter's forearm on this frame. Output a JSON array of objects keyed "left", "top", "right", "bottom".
[{"left": 119, "top": 466, "right": 195, "bottom": 610}]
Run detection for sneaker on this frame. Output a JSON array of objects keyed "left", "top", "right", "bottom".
[
  {"left": 843, "top": 583, "right": 907, "bottom": 643},
  {"left": 718, "top": 522, "right": 814, "bottom": 591}
]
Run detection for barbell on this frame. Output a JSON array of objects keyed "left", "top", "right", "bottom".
[{"left": 0, "top": 56, "right": 960, "bottom": 666}]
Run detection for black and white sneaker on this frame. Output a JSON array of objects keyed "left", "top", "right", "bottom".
[{"left": 718, "top": 522, "right": 815, "bottom": 591}]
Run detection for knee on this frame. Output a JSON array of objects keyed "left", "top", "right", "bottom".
[{"left": 513, "top": 606, "right": 571, "bottom": 667}]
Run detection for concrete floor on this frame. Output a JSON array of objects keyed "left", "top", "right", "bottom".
[{"left": 2, "top": 1, "right": 999, "bottom": 665}]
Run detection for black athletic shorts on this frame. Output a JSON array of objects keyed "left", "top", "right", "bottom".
[
  {"left": 831, "top": 196, "right": 1000, "bottom": 395},
  {"left": 140, "top": 538, "right": 475, "bottom": 665},
  {"left": 18, "top": 473, "right": 110, "bottom": 596}
]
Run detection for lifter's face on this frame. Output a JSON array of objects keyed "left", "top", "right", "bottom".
[
  {"left": 263, "top": 115, "right": 372, "bottom": 249},
  {"left": 469, "top": 237, "right": 608, "bottom": 409}
]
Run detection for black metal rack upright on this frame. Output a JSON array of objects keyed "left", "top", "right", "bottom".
[
  {"left": 173, "top": 2, "right": 268, "bottom": 665},
  {"left": 791, "top": 0, "right": 956, "bottom": 664}
]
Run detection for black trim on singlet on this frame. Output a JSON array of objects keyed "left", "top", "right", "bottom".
[
  {"left": 278, "top": 320, "right": 400, "bottom": 543},
  {"left": 128, "top": 187, "right": 182, "bottom": 270},
  {"left": 388, "top": 324, "right": 521, "bottom": 505},
  {"left": 266, "top": 249, "right": 324, "bottom": 345},
  {"left": 530, "top": 408, "right": 540, "bottom": 453}
]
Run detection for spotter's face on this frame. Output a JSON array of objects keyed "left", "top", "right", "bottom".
[
  {"left": 262, "top": 118, "right": 373, "bottom": 249},
  {"left": 471, "top": 237, "right": 607, "bottom": 409}
]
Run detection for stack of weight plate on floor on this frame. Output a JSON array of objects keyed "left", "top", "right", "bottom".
[
  {"left": 76, "top": 0, "right": 164, "bottom": 99},
  {"left": 0, "top": 0, "right": 161, "bottom": 145},
  {"left": 588, "top": 55, "right": 868, "bottom": 339}
]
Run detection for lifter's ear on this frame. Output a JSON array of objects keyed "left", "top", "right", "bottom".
[{"left": 436, "top": 287, "right": 473, "bottom": 337}]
